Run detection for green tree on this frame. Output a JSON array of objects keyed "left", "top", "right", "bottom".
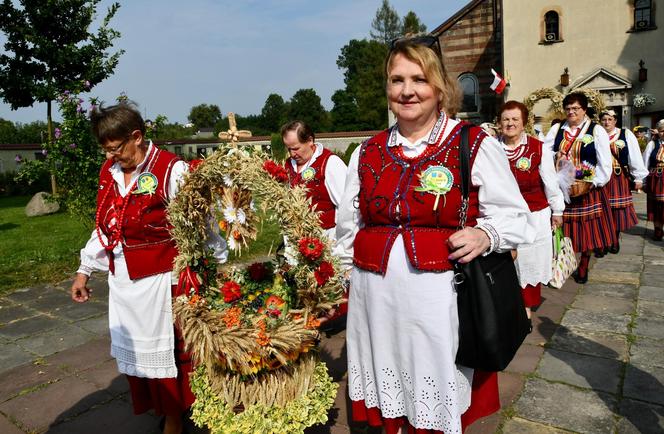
[
  {"left": 0, "top": 0, "right": 123, "bottom": 143},
  {"left": 287, "top": 89, "right": 329, "bottom": 133},
  {"left": 0, "top": 118, "right": 18, "bottom": 143},
  {"left": 259, "top": 93, "right": 287, "bottom": 133},
  {"left": 336, "top": 39, "right": 388, "bottom": 130},
  {"left": 330, "top": 89, "right": 360, "bottom": 132},
  {"left": 370, "top": 0, "right": 401, "bottom": 45},
  {"left": 157, "top": 122, "right": 195, "bottom": 140},
  {"left": 188, "top": 103, "right": 222, "bottom": 129},
  {"left": 402, "top": 11, "right": 427, "bottom": 35}
]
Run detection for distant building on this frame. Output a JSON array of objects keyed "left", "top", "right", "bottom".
[{"left": 432, "top": 0, "right": 664, "bottom": 129}]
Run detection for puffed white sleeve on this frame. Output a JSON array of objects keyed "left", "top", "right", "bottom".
[
  {"left": 643, "top": 140, "right": 654, "bottom": 166},
  {"left": 324, "top": 154, "right": 349, "bottom": 211},
  {"left": 543, "top": 123, "right": 560, "bottom": 151},
  {"left": 472, "top": 136, "right": 536, "bottom": 251},
  {"left": 333, "top": 146, "right": 362, "bottom": 269},
  {"left": 625, "top": 131, "right": 648, "bottom": 182},
  {"left": 77, "top": 230, "right": 110, "bottom": 276},
  {"left": 540, "top": 146, "right": 565, "bottom": 215},
  {"left": 592, "top": 126, "right": 612, "bottom": 187}
]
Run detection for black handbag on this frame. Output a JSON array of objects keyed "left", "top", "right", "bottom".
[{"left": 453, "top": 125, "right": 531, "bottom": 372}]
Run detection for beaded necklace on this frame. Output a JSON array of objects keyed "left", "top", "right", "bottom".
[{"left": 391, "top": 112, "right": 449, "bottom": 162}]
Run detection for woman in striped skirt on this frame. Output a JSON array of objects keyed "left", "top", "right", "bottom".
[
  {"left": 599, "top": 110, "right": 648, "bottom": 252},
  {"left": 643, "top": 119, "right": 664, "bottom": 241},
  {"left": 544, "top": 92, "right": 615, "bottom": 283}
]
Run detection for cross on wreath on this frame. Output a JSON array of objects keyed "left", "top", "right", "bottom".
[{"left": 218, "top": 112, "right": 252, "bottom": 146}]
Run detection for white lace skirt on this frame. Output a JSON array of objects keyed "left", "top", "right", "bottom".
[
  {"left": 515, "top": 207, "right": 553, "bottom": 287},
  {"left": 346, "top": 236, "right": 473, "bottom": 433},
  {"left": 108, "top": 251, "right": 177, "bottom": 378}
]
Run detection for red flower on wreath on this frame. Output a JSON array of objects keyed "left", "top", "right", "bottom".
[
  {"left": 298, "top": 237, "right": 325, "bottom": 261},
  {"left": 314, "top": 261, "right": 335, "bottom": 286},
  {"left": 221, "top": 281, "right": 242, "bottom": 303},
  {"left": 263, "top": 160, "right": 289, "bottom": 183},
  {"left": 248, "top": 262, "right": 268, "bottom": 281}
]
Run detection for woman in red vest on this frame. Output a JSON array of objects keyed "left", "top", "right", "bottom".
[
  {"left": 70, "top": 102, "right": 226, "bottom": 434},
  {"left": 643, "top": 119, "right": 664, "bottom": 240},
  {"left": 334, "top": 35, "right": 533, "bottom": 434},
  {"left": 599, "top": 109, "right": 648, "bottom": 250},
  {"left": 498, "top": 101, "right": 565, "bottom": 316}
]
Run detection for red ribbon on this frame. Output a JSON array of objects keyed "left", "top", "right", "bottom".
[{"left": 178, "top": 266, "right": 200, "bottom": 295}]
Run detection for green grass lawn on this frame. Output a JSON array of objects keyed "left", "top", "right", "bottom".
[
  {"left": 0, "top": 196, "right": 91, "bottom": 295},
  {"left": 0, "top": 196, "right": 281, "bottom": 296}
]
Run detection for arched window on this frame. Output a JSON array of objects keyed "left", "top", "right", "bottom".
[
  {"left": 458, "top": 73, "right": 480, "bottom": 113},
  {"left": 544, "top": 11, "right": 560, "bottom": 42},
  {"left": 634, "top": 0, "right": 653, "bottom": 30}
]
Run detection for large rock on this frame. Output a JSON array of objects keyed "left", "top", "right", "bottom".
[{"left": 25, "top": 192, "right": 60, "bottom": 217}]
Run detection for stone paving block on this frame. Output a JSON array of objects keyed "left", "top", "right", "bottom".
[
  {"left": 46, "top": 336, "right": 112, "bottom": 373},
  {"left": 45, "top": 397, "right": 158, "bottom": 434},
  {"left": 588, "top": 270, "right": 641, "bottom": 285},
  {"left": 536, "top": 349, "right": 623, "bottom": 394},
  {"left": 524, "top": 315, "right": 558, "bottom": 345},
  {"left": 0, "top": 315, "right": 65, "bottom": 340},
  {"left": 639, "top": 286, "right": 664, "bottom": 302},
  {"left": 638, "top": 299, "right": 664, "bottom": 318},
  {"left": 571, "top": 294, "right": 634, "bottom": 315},
  {"left": 319, "top": 331, "right": 347, "bottom": 382},
  {"left": 16, "top": 323, "right": 95, "bottom": 357},
  {"left": 540, "top": 288, "right": 577, "bottom": 307},
  {"left": 24, "top": 289, "right": 71, "bottom": 313},
  {"left": 0, "top": 414, "right": 23, "bottom": 434},
  {"left": 634, "top": 316, "right": 664, "bottom": 340},
  {"left": 505, "top": 344, "right": 544, "bottom": 374},
  {"left": 50, "top": 300, "right": 108, "bottom": 322},
  {"left": 617, "top": 398, "right": 664, "bottom": 434},
  {"left": 0, "top": 304, "right": 38, "bottom": 325},
  {"left": 581, "top": 283, "right": 637, "bottom": 300},
  {"left": 500, "top": 417, "right": 572, "bottom": 433},
  {"left": 5, "top": 285, "right": 53, "bottom": 304},
  {"left": 0, "top": 356, "right": 67, "bottom": 402},
  {"left": 85, "top": 275, "right": 110, "bottom": 298},
  {"left": 532, "top": 301, "right": 566, "bottom": 324},
  {"left": 592, "top": 260, "right": 643, "bottom": 273},
  {"left": 641, "top": 273, "right": 664, "bottom": 288},
  {"left": 560, "top": 308, "right": 631, "bottom": 335},
  {"left": 77, "top": 359, "right": 129, "bottom": 396},
  {"left": 74, "top": 314, "right": 109, "bottom": 336},
  {"left": 464, "top": 412, "right": 500, "bottom": 434},
  {"left": 0, "top": 343, "right": 35, "bottom": 376},
  {"left": 643, "top": 264, "right": 664, "bottom": 274},
  {"left": 514, "top": 378, "right": 616, "bottom": 433},
  {"left": 644, "top": 257, "right": 664, "bottom": 266},
  {"left": 497, "top": 371, "right": 525, "bottom": 407},
  {"left": 623, "top": 363, "right": 664, "bottom": 406},
  {"left": 630, "top": 337, "right": 664, "bottom": 369},
  {"left": 0, "top": 375, "right": 113, "bottom": 433},
  {"left": 548, "top": 326, "right": 629, "bottom": 360}
]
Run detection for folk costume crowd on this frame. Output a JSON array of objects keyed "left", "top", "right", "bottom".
[{"left": 69, "top": 34, "right": 664, "bottom": 434}]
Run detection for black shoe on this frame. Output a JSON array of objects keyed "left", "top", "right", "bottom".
[
  {"left": 609, "top": 243, "right": 620, "bottom": 254},
  {"left": 527, "top": 318, "right": 533, "bottom": 334},
  {"left": 594, "top": 248, "right": 606, "bottom": 258},
  {"left": 654, "top": 228, "right": 664, "bottom": 241},
  {"left": 573, "top": 269, "right": 588, "bottom": 284}
]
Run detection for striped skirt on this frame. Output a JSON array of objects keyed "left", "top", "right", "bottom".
[
  {"left": 563, "top": 187, "right": 617, "bottom": 252},
  {"left": 606, "top": 172, "right": 638, "bottom": 232},
  {"left": 646, "top": 170, "right": 664, "bottom": 223}
]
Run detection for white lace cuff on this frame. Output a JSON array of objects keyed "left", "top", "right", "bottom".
[{"left": 476, "top": 223, "right": 498, "bottom": 255}]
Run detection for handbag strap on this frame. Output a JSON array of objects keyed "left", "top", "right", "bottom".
[{"left": 458, "top": 123, "right": 471, "bottom": 230}]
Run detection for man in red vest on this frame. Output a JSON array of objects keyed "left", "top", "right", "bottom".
[{"left": 282, "top": 120, "right": 347, "bottom": 241}]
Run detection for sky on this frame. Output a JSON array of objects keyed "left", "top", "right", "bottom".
[{"left": 0, "top": 0, "right": 468, "bottom": 125}]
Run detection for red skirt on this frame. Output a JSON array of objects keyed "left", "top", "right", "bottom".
[
  {"left": 606, "top": 172, "right": 638, "bottom": 232},
  {"left": 126, "top": 284, "right": 195, "bottom": 416},
  {"left": 351, "top": 370, "right": 500, "bottom": 433},
  {"left": 646, "top": 171, "right": 664, "bottom": 223},
  {"left": 563, "top": 187, "right": 617, "bottom": 252}
]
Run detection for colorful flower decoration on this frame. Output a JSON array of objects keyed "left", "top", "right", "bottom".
[{"left": 298, "top": 237, "right": 325, "bottom": 261}]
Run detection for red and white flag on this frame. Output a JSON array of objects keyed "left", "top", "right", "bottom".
[{"left": 490, "top": 68, "right": 507, "bottom": 94}]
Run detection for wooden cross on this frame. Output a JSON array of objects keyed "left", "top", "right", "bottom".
[{"left": 218, "top": 112, "right": 252, "bottom": 146}]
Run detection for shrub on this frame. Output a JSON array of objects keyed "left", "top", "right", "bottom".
[{"left": 343, "top": 142, "right": 360, "bottom": 165}]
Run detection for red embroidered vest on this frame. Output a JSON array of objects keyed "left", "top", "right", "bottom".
[
  {"left": 355, "top": 123, "right": 484, "bottom": 274},
  {"left": 96, "top": 147, "right": 181, "bottom": 280},
  {"left": 286, "top": 147, "right": 336, "bottom": 229},
  {"left": 505, "top": 136, "right": 549, "bottom": 212}
]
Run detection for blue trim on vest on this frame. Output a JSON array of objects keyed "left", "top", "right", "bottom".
[{"left": 650, "top": 139, "right": 662, "bottom": 170}]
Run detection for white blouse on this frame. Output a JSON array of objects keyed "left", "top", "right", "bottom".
[
  {"left": 606, "top": 127, "right": 649, "bottom": 182},
  {"left": 643, "top": 139, "right": 662, "bottom": 170},
  {"left": 334, "top": 117, "right": 535, "bottom": 268}
]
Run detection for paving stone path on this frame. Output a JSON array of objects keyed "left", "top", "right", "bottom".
[{"left": 0, "top": 193, "right": 662, "bottom": 433}]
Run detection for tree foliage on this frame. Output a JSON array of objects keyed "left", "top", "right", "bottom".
[
  {"left": 0, "top": 0, "right": 123, "bottom": 140},
  {"left": 370, "top": 0, "right": 401, "bottom": 45},
  {"left": 260, "top": 93, "right": 288, "bottom": 133},
  {"left": 330, "top": 89, "right": 360, "bottom": 132},
  {"left": 0, "top": 119, "right": 50, "bottom": 144},
  {"left": 402, "top": 11, "right": 427, "bottom": 35},
  {"left": 188, "top": 103, "right": 223, "bottom": 129},
  {"left": 287, "top": 88, "right": 329, "bottom": 132}
]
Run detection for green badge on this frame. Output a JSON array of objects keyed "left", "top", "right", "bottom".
[
  {"left": 516, "top": 156, "right": 531, "bottom": 171},
  {"left": 301, "top": 167, "right": 316, "bottom": 181},
  {"left": 133, "top": 172, "right": 158, "bottom": 195},
  {"left": 614, "top": 139, "right": 626, "bottom": 149},
  {"left": 415, "top": 165, "right": 454, "bottom": 210},
  {"left": 581, "top": 134, "right": 594, "bottom": 145}
]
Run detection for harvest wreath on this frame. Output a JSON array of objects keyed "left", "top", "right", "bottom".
[{"left": 168, "top": 145, "right": 342, "bottom": 433}]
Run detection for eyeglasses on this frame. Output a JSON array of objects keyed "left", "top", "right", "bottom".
[
  {"left": 102, "top": 136, "right": 131, "bottom": 155},
  {"left": 564, "top": 106, "right": 584, "bottom": 113},
  {"left": 389, "top": 35, "right": 441, "bottom": 53}
]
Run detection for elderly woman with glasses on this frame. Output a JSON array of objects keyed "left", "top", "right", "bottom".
[
  {"left": 543, "top": 92, "right": 614, "bottom": 283},
  {"left": 643, "top": 119, "right": 664, "bottom": 241},
  {"left": 334, "top": 35, "right": 533, "bottom": 434},
  {"left": 599, "top": 110, "right": 648, "bottom": 251},
  {"left": 70, "top": 102, "right": 226, "bottom": 434}
]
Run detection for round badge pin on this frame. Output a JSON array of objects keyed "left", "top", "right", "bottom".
[
  {"left": 516, "top": 156, "right": 531, "bottom": 171},
  {"left": 301, "top": 167, "right": 316, "bottom": 181},
  {"left": 134, "top": 172, "right": 158, "bottom": 195},
  {"left": 614, "top": 139, "right": 626, "bottom": 149}
]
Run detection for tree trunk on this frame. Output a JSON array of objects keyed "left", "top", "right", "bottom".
[{"left": 47, "top": 99, "right": 57, "bottom": 195}]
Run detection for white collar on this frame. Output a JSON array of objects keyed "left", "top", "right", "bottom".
[
  {"left": 108, "top": 140, "right": 155, "bottom": 177},
  {"left": 500, "top": 132, "right": 527, "bottom": 148},
  {"left": 388, "top": 112, "right": 449, "bottom": 149},
  {"left": 289, "top": 142, "right": 323, "bottom": 173}
]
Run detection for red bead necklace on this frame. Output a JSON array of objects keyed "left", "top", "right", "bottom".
[{"left": 392, "top": 113, "right": 449, "bottom": 162}]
